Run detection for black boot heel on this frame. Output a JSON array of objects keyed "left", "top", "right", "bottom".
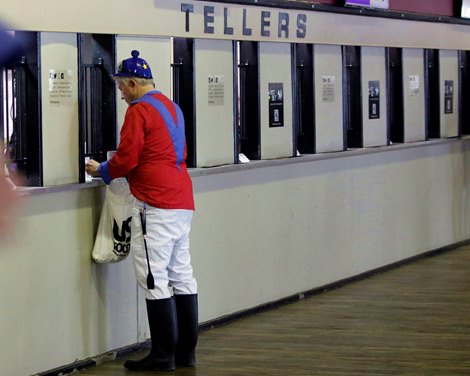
[{"left": 124, "top": 353, "right": 175, "bottom": 371}]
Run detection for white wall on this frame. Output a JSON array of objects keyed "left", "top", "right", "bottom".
[
  {"left": 5, "top": 0, "right": 470, "bottom": 50},
  {"left": 191, "top": 139, "right": 470, "bottom": 318},
  {"left": 1, "top": 139, "right": 470, "bottom": 375},
  {"left": 0, "top": 188, "right": 138, "bottom": 375}
]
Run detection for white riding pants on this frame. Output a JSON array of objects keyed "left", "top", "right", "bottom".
[{"left": 131, "top": 200, "right": 197, "bottom": 300}]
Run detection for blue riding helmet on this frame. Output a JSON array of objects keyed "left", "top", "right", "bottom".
[{"left": 113, "top": 50, "right": 153, "bottom": 79}]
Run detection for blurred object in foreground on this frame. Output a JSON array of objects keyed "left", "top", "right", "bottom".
[
  {"left": 0, "top": 21, "right": 26, "bottom": 67},
  {"left": 0, "top": 151, "right": 22, "bottom": 238}
]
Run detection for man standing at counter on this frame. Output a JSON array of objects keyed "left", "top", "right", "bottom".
[{"left": 86, "top": 50, "right": 198, "bottom": 372}]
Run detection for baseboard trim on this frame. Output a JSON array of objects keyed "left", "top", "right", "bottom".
[
  {"left": 35, "top": 239, "right": 470, "bottom": 376},
  {"left": 35, "top": 343, "right": 147, "bottom": 376}
]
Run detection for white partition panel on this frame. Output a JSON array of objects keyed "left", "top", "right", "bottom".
[
  {"left": 41, "top": 32, "right": 79, "bottom": 186},
  {"left": 402, "top": 48, "right": 426, "bottom": 142},
  {"left": 259, "top": 42, "right": 293, "bottom": 159},
  {"left": 314, "top": 44, "right": 344, "bottom": 153},
  {"left": 195, "top": 39, "right": 235, "bottom": 167},
  {"left": 361, "top": 46, "right": 388, "bottom": 147},
  {"left": 440, "top": 50, "right": 459, "bottom": 138},
  {"left": 115, "top": 36, "right": 172, "bottom": 136}
]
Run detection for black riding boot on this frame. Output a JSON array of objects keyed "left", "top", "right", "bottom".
[
  {"left": 175, "top": 294, "right": 198, "bottom": 367},
  {"left": 124, "top": 297, "right": 177, "bottom": 371}
]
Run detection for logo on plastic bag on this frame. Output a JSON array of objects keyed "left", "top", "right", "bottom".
[{"left": 113, "top": 217, "right": 132, "bottom": 256}]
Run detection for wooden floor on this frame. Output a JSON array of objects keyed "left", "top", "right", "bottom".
[{"left": 77, "top": 245, "right": 470, "bottom": 376}]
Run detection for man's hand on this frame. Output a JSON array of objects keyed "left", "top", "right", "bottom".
[{"left": 85, "top": 159, "right": 101, "bottom": 177}]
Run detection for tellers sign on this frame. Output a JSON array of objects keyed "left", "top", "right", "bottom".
[{"left": 180, "top": 2, "right": 308, "bottom": 41}]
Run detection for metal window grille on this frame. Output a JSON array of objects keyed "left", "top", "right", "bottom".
[
  {"left": 1, "top": 32, "right": 42, "bottom": 186},
  {"left": 172, "top": 37, "right": 196, "bottom": 168},
  {"left": 78, "top": 34, "right": 117, "bottom": 183},
  {"left": 1, "top": 61, "right": 30, "bottom": 179},
  {"left": 237, "top": 41, "right": 260, "bottom": 160},
  {"left": 81, "top": 62, "right": 105, "bottom": 161},
  {"left": 1, "top": 68, "right": 15, "bottom": 157}
]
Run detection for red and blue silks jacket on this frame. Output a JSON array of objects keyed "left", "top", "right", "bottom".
[{"left": 99, "top": 90, "right": 194, "bottom": 210}]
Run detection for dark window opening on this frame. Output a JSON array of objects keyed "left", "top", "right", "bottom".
[
  {"left": 78, "top": 33, "right": 116, "bottom": 183},
  {"left": 343, "top": 45, "right": 363, "bottom": 149},
  {"left": 425, "top": 49, "right": 440, "bottom": 139},
  {"left": 237, "top": 41, "right": 260, "bottom": 161},
  {"left": 459, "top": 50, "right": 470, "bottom": 135},
  {"left": 1, "top": 31, "right": 42, "bottom": 186},
  {"left": 294, "top": 43, "right": 315, "bottom": 154},
  {"left": 387, "top": 47, "right": 404, "bottom": 144},
  {"left": 172, "top": 38, "right": 195, "bottom": 168}
]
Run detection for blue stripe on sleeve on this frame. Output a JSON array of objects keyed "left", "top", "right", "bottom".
[{"left": 99, "top": 161, "right": 112, "bottom": 185}]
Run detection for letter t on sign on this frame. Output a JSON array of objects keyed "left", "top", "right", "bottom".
[{"left": 181, "top": 3, "right": 194, "bottom": 32}]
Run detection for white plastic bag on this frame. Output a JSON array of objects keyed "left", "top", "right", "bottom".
[{"left": 92, "top": 178, "right": 135, "bottom": 263}]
